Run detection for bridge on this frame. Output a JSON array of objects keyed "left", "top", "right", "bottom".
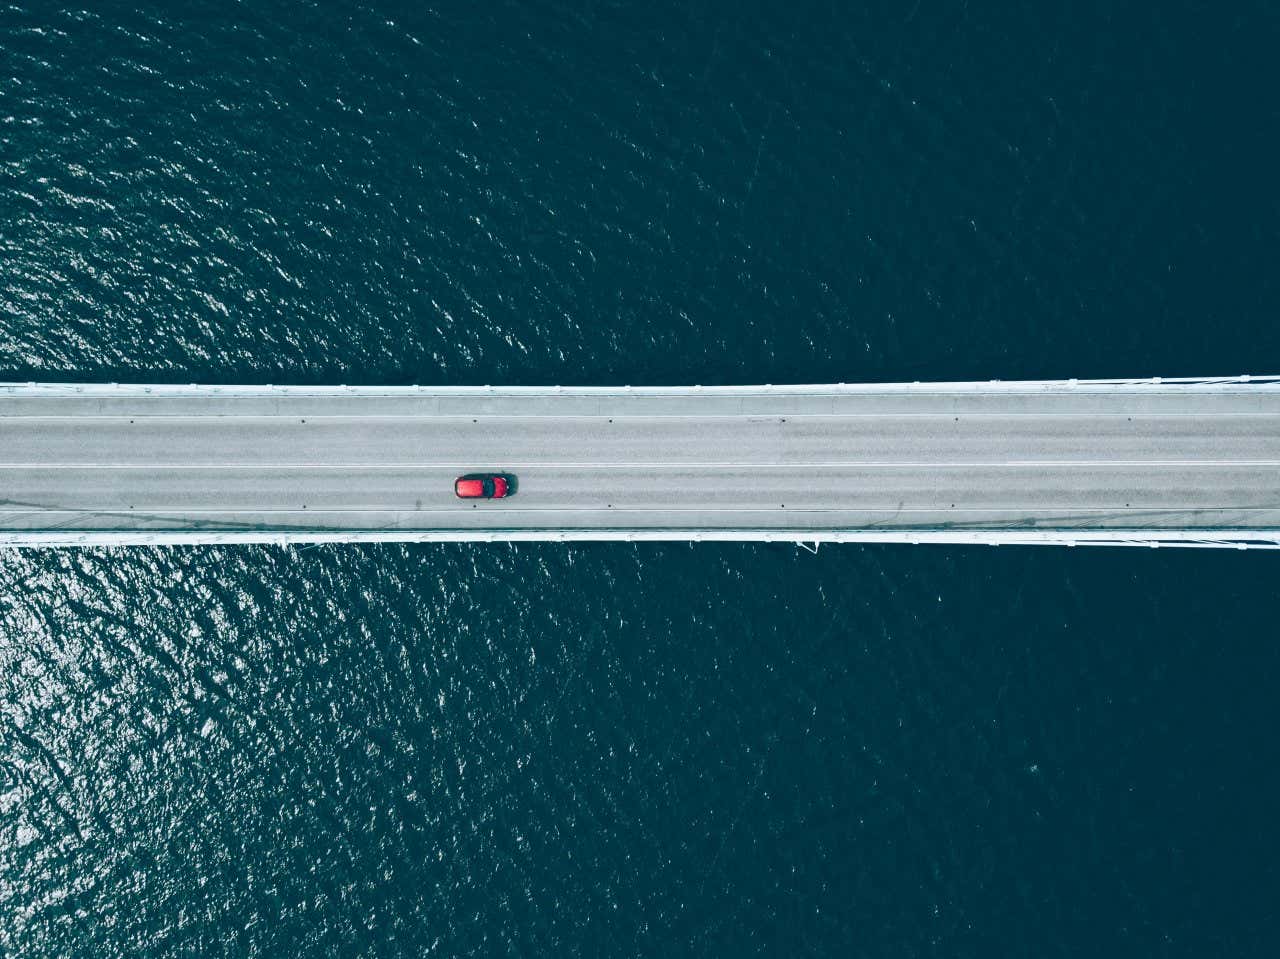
[{"left": 1, "top": 377, "right": 1278, "bottom": 549}]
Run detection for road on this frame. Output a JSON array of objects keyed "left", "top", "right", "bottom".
[{"left": 1, "top": 381, "right": 1277, "bottom": 545}]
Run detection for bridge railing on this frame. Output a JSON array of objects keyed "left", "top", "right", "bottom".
[
  {"left": 1, "top": 375, "right": 1279, "bottom": 397},
  {"left": 1, "top": 529, "right": 1277, "bottom": 550}
]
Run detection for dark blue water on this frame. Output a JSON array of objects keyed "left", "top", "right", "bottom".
[{"left": 2, "top": 2, "right": 1279, "bottom": 955}]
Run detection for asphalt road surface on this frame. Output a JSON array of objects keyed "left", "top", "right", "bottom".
[{"left": 1, "top": 383, "right": 1277, "bottom": 539}]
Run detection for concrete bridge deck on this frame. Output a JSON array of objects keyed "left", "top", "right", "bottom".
[{"left": 1, "top": 378, "right": 1277, "bottom": 548}]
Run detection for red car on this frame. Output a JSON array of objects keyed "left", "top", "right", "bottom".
[{"left": 454, "top": 473, "right": 514, "bottom": 499}]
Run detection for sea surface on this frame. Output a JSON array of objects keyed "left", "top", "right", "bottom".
[{"left": 2, "top": 2, "right": 1280, "bottom": 955}]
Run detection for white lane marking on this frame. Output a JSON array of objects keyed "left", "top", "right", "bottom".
[
  {"left": 0, "top": 461, "right": 1278, "bottom": 469},
  {"left": 2, "top": 411, "right": 1279, "bottom": 420},
  {"left": 1, "top": 506, "right": 1276, "bottom": 515}
]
